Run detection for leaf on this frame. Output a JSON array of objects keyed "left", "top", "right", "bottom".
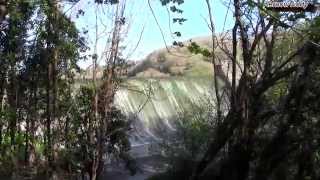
[
  {"left": 174, "top": 31, "right": 181, "bottom": 37},
  {"left": 173, "top": 18, "right": 187, "bottom": 25}
]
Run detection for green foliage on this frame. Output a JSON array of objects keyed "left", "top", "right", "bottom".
[
  {"left": 265, "top": 79, "right": 288, "bottom": 104},
  {"left": 173, "top": 18, "right": 187, "bottom": 25},
  {"left": 95, "top": 0, "right": 119, "bottom": 4},
  {"left": 160, "top": 0, "right": 184, "bottom": 6},
  {"left": 153, "top": 101, "right": 214, "bottom": 179},
  {"left": 307, "top": 16, "right": 320, "bottom": 42},
  {"left": 170, "top": 6, "right": 183, "bottom": 13},
  {"left": 173, "top": 104, "right": 213, "bottom": 158},
  {"left": 0, "top": 0, "right": 90, "bottom": 177},
  {"left": 61, "top": 85, "right": 132, "bottom": 176},
  {"left": 188, "top": 42, "right": 212, "bottom": 57},
  {"left": 159, "top": 0, "right": 185, "bottom": 37},
  {"left": 168, "top": 102, "right": 213, "bottom": 155}
]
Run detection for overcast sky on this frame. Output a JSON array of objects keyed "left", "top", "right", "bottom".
[{"left": 63, "top": 0, "right": 234, "bottom": 68}]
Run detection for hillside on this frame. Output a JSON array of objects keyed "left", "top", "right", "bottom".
[
  {"left": 77, "top": 35, "right": 234, "bottom": 80},
  {"left": 127, "top": 36, "right": 217, "bottom": 78},
  {"left": 77, "top": 36, "right": 232, "bottom": 80}
]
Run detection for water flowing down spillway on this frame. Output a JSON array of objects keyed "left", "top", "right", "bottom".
[{"left": 114, "top": 77, "right": 214, "bottom": 156}]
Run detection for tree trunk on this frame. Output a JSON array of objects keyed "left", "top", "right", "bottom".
[
  {"left": 0, "top": 0, "right": 7, "bottom": 23},
  {"left": 205, "top": 0, "right": 222, "bottom": 123},
  {"left": 24, "top": 112, "right": 30, "bottom": 164},
  {"left": 46, "top": 60, "right": 52, "bottom": 167},
  {"left": 8, "top": 65, "right": 17, "bottom": 147}
]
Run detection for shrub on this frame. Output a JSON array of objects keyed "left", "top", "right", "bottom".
[{"left": 150, "top": 100, "right": 214, "bottom": 179}]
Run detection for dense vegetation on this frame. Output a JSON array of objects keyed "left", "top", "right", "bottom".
[
  {"left": 0, "top": 0, "right": 319, "bottom": 180},
  {"left": 154, "top": 1, "right": 320, "bottom": 180},
  {"left": 0, "top": 0, "right": 131, "bottom": 179}
]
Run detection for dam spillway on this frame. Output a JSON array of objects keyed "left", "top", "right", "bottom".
[{"left": 114, "top": 77, "right": 214, "bottom": 148}]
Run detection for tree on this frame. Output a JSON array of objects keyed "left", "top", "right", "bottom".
[
  {"left": 148, "top": 0, "right": 320, "bottom": 179},
  {"left": 0, "top": 0, "right": 85, "bottom": 177},
  {"left": 189, "top": 1, "right": 320, "bottom": 180}
]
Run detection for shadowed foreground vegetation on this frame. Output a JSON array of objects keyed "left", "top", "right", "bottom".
[{"left": 0, "top": 0, "right": 320, "bottom": 180}]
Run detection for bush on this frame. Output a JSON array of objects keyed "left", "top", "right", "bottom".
[{"left": 150, "top": 100, "right": 214, "bottom": 179}]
